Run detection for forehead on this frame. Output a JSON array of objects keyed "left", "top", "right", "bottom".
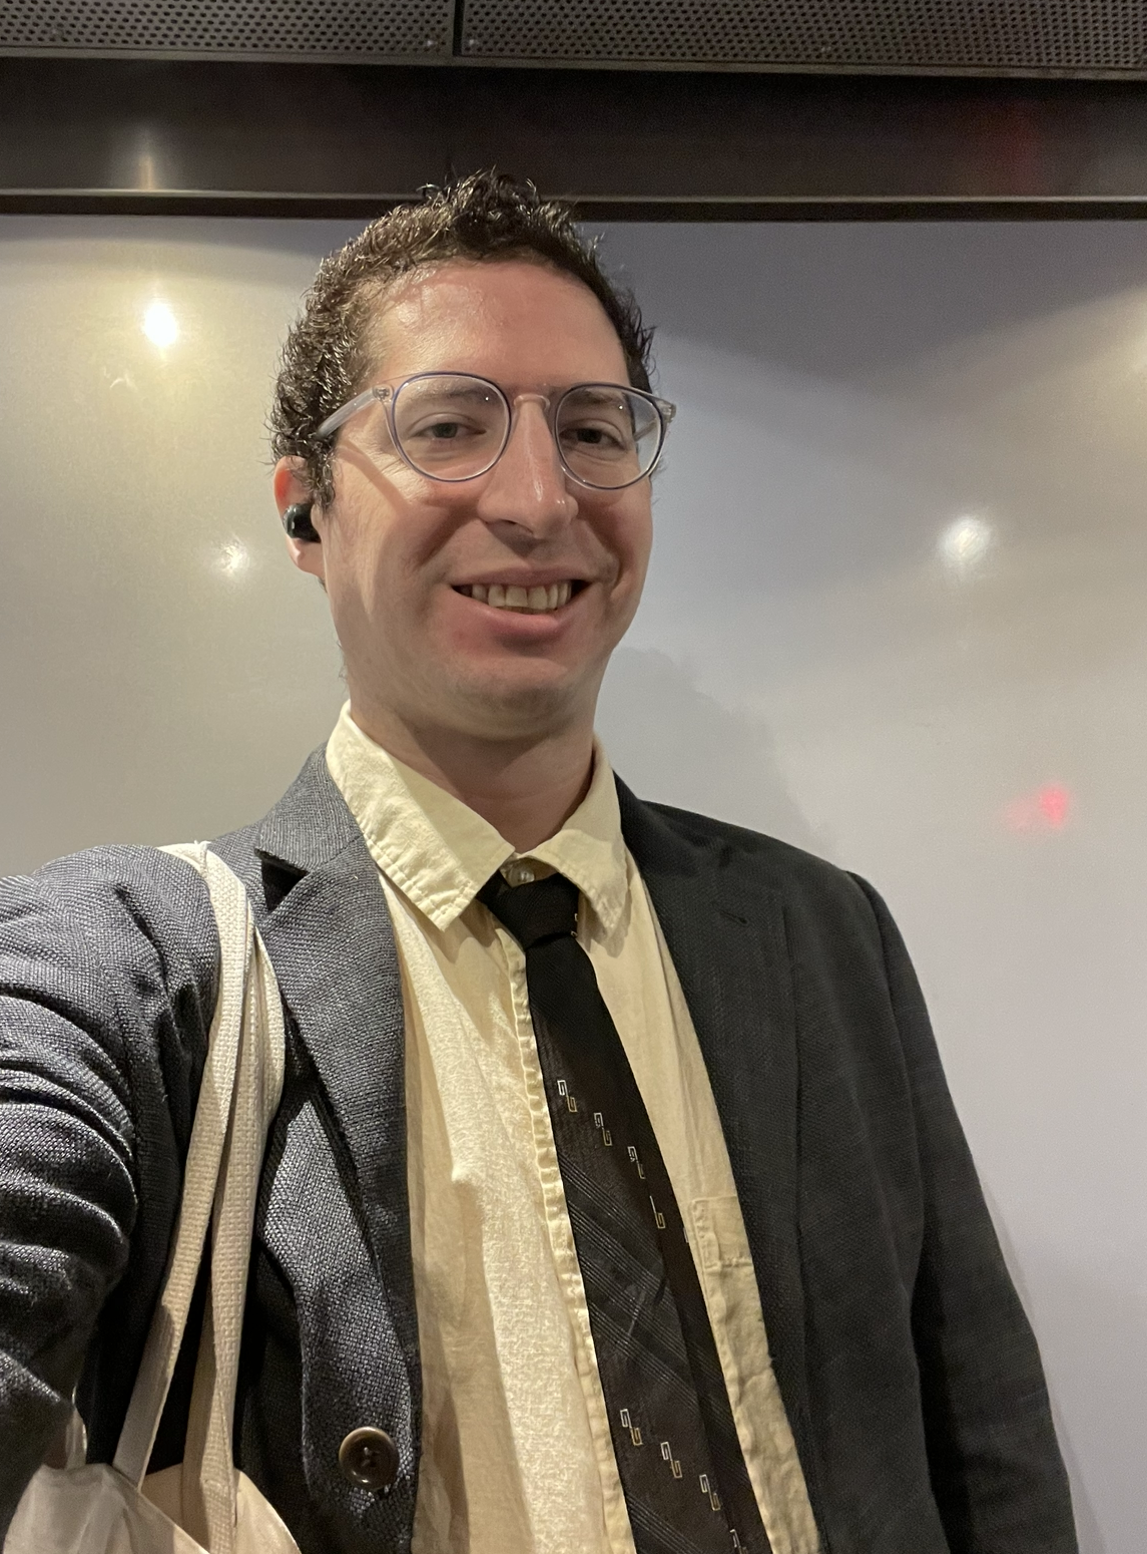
[{"left": 361, "top": 258, "right": 630, "bottom": 388}]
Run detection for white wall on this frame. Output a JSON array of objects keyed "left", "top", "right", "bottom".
[{"left": 0, "top": 216, "right": 1142, "bottom": 1552}]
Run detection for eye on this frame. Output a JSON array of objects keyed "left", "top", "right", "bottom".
[
  {"left": 404, "top": 414, "right": 490, "bottom": 444},
  {"left": 559, "top": 418, "right": 630, "bottom": 455}
]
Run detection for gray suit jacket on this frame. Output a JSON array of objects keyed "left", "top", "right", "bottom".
[{"left": 0, "top": 750, "right": 1077, "bottom": 1554}]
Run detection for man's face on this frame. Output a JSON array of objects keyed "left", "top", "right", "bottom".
[{"left": 282, "top": 259, "right": 654, "bottom": 743}]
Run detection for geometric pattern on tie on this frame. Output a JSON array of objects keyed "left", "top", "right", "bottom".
[{"left": 480, "top": 870, "right": 770, "bottom": 1554}]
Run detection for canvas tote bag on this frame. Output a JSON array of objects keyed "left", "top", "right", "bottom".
[{"left": 7, "top": 844, "right": 301, "bottom": 1554}]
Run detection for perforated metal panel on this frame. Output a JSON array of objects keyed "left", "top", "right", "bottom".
[
  {"left": 458, "top": 0, "right": 1147, "bottom": 72},
  {"left": 0, "top": 0, "right": 454, "bottom": 59}
]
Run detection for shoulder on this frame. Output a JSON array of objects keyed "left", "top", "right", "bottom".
[
  {"left": 618, "top": 786, "right": 899, "bottom": 981},
  {"left": 641, "top": 799, "right": 847, "bottom": 883},
  {"left": 5, "top": 840, "right": 216, "bottom": 926},
  {"left": 623, "top": 793, "right": 929, "bottom": 1067},
  {"left": 0, "top": 843, "right": 220, "bottom": 1020},
  {"left": 624, "top": 787, "right": 876, "bottom": 913}
]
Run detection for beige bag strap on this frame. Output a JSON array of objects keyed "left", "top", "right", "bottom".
[{"left": 112, "top": 844, "right": 285, "bottom": 1554}]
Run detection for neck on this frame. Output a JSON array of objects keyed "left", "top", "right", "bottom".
[{"left": 348, "top": 703, "right": 596, "bottom": 851}]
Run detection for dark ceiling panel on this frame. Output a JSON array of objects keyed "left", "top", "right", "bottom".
[
  {"left": 458, "top": 0, "right": 1147, "bottom": 73},
  {"left": 0, "top": 0, "right": 455, "bottom": 60},
  {"left": 2, "top": 61, "right": 1147, "bottom": 216}
]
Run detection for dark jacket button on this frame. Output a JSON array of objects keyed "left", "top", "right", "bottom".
[{"left": 338, "top": 1427, "right": 399, "bottom": 1492}]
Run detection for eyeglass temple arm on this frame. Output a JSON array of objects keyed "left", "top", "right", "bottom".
[{"left": 313, "top": 386, "right": 388, "bottom": 441}]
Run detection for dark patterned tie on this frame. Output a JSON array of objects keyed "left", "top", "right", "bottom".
[{"left": 480, "top": 868, "right": 770, "bottom": 1554}]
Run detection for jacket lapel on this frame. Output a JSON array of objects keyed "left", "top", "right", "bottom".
[
  {"left": 616, "top": 777, "right": 819, "bottom": 1503},
  {"left": 244, "top": 751, "right": 420, "bottom": 1386}
]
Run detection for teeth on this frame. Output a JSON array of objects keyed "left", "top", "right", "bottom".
[{"left": 460, "top": 580, "right": 577, "bottom": 613}]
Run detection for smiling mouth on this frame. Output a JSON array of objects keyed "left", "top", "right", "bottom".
[{"left": 453, "top": 581, "right": 584, "bottom": 614}]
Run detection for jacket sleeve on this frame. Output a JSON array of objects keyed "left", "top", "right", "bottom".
[
  {"left": 0, "top": 847, "right": 217, "bottom": 1538},
  {"left": 851, "top": 874, "right": 1078, "bottom": 1554}
]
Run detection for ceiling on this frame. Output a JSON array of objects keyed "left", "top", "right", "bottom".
[{"left": 2, "top": 0, "right": 1144, "bottom": 76}]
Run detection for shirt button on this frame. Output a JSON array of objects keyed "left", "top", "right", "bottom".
[
  {"left": 338, "top": 1426, "right": 399, "bottom": 1492},
  {"left": 507, "top": 862, "right": 536, "bottom": 886}
]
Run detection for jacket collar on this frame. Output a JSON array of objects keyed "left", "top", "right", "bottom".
[{"left": 254, "top": 748, "right": 364, "bottom": 876}]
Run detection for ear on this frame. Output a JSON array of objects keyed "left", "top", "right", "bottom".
[{"left": 274, "top": 457, "right": 326, "bottom": 583}]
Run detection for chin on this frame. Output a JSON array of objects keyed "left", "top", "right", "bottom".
[{"left": 451, "top": 669, "right": 589, "bottom": 738}]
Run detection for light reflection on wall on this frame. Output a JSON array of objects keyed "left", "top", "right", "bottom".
[
  {"left": 215, "top": 539, "right": 253, "bottom": 581},
  {"left": 1004, "top": 783, "right": 1073, "bottom": 832},
  {"left": 939, "top": 513, "right": 993, "bottom": 575},
  {"left": 142, "top": 299, "right": 179, "bottom": 348}
]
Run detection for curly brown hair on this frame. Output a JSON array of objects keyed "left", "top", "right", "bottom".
[{"left": 269, "top": 170, "right": 656, "bottom": 506}]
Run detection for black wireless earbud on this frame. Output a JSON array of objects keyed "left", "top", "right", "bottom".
[{"left": 283, "top": 502, "right": 321, "bottom": 543}]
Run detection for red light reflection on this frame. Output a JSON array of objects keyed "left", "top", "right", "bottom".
[{"left": 1004, "top": 784, "right": 1072, "bottom": 833}]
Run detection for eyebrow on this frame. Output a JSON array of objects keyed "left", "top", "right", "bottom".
[
  {"left": 562, "top": 387, "right": 630, "bottom": 406},
  {"left": 400, "top": 378, "right": 629, "bottom": 396},
  {"left": 404, "top": 382, "right": 502, "bottom": 403}
]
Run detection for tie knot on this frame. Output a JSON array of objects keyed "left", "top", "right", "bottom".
[{"left": 479, "top": 869, "right": 580, "bottom": 951}]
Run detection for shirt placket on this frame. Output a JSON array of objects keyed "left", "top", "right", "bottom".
[{"left": 493, "top": 917, "right": 637, "bottom": 1554}]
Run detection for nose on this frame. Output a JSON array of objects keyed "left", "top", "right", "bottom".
[{"left": 474, "top": 395, "right": 578, "bottom": 538}]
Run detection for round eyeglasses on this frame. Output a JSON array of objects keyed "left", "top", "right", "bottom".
[{"left": 313, "top": 372, "right": 676, "bottom": 491}]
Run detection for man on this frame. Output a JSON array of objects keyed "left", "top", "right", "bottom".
[{"left": 0, "top": 174, "right": 1076, "bottom": 1554}]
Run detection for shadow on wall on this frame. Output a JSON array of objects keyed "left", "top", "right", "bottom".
[
  {"left": 598, "top": 221, "right": 1147, "bottom": 382},
  {"left": 597, "top": 646, "right": 826, "bottom": 857}
]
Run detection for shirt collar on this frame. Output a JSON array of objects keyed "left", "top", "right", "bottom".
[
  {"left": 528, "top": 748, "right": 627, "bottom": 940},
  {"left": 325, "top": 703, "right": 628, "bottom": 937}
]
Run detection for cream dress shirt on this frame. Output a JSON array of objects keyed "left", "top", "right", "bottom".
[{"left": 326, "top": 706, "right": 819, "bottom": 1554}]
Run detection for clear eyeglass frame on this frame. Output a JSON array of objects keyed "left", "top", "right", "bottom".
[{"left": 312, "top": 371, "right": 677, "bottom": 492}]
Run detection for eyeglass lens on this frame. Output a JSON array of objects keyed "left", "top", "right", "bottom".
[{"left": 390, "top": 374, "right": 663, "bottom": 488}]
